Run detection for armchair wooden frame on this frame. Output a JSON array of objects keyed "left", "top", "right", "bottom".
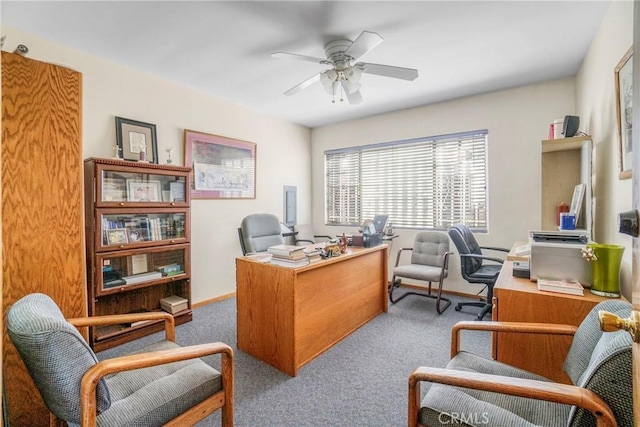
[
  {"left": 68, "top": 311, "right": 234, "bottom": 427},
  {"left": 408, "top": 321, "right": 616, "bottom": 427}
]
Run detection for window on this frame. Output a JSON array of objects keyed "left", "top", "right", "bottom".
[{"left": 325, "top": 130, "right": 488, "bottom": 231}]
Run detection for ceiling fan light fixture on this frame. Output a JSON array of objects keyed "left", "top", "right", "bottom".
[
  {"left": 345, "top": 66, "right": 362, "bottom": 84},
  {"left": 320, "top": 69, "right": 338, "bottom": 89}
]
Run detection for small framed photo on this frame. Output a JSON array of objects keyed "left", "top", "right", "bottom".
[
  {"left": 127, "top": 180, "right": 162, "bottom": 202},
  {"left": 106, "top": 228, "right": 129, "bottom": 245},
  {"left": 570, "top": 183, "right": 586, "bottom": 223},
  {"left": 127, "top": 228, "right": 146, "bottom": 242},
  {"left": 115, "top": 117, "right": 158, "bottom": 163}
]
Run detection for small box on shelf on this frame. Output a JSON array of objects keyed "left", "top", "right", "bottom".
[{"left": 160, "top": 295, "right": 188, "bottom": 314}]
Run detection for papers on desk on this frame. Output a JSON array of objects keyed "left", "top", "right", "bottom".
[
  {"left": 515, "top": 244, "right": 531, "bottom": 256},
  {"left": 536, "top": 278, "right": 584, "bottom": 296},
  {"left": 244, "top": 253, "right": 272, "bottom": 262}
]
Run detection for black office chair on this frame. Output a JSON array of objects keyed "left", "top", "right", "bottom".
[{"left": 447, "top": 224, "right": 508, "bottom": 320}]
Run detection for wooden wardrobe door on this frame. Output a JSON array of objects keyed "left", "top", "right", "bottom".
[{"left": 2, "top": 51, "right": 86, "bottom": 426}]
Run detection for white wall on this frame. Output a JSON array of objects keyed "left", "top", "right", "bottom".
[
  {"left": 575, "top": 0, "right": 634, "bottom": 299},
  {"left": 2, "top": 26, "right": 312, "bottom": 304},
  {"left": 311, "top": 79, "right": 576, "bottom": 293}
]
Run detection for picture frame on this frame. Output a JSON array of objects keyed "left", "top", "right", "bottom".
[
  {"left": 184, "top": 129, "right": 257, "bottom": 199},
  {"left": 126, "top": 179, "right": 162, "bottom": 202},
  {"left": 106, "top": 228, "right": 129, "bottom": 245},
  {"left": 115, "top": 117, "right": 159, "bottom": 163},
  {"left": 569, "top": 183, "right": 586, "bottom": 224},
  {"left": 127, "top": 228, "right": 146, "bottom": 243},
  {"left": 615, "top": 47, "right": 633, "bottom": 180}
]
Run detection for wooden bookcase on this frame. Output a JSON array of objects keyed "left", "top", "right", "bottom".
[
  {"left": 541, "top": 136, "right": 592, "bottom": 233},
  {"left": 84, "top": 158, "right": 193, "bottom": 351}
]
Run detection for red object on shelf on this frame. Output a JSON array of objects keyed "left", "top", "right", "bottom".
[{"left": 556, "top": 202, "right": 569, "bottom": 226}]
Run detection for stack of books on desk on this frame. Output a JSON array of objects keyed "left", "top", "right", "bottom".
[
  {"left": 536, "top": 278, "right": 584, "bottom": 296},
  {"left": 268, "top": 244, "right": 310, "bottom": 268},
  {"left": 268, "top": 244, "right": 306, "bottom": 259}
]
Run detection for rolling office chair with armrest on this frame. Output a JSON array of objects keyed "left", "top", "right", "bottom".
[
  {"left": 238, "top": 213, "right": 285, "bottom": 255},
  {"left": 409, "top": 299, "right": 633, "bottom": 427},
  {"left": 447, "top": 223, "right": 508, "bottom": 320},
  {"left": 389, "top": 231, "right": 451, "bottom": 314}
]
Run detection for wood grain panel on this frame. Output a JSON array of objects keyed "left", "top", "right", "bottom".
[
  {"left": 2, "top": 52, "right": 86, "bottom": 426},
  {"left": 493, "top": 261, "right": 617, "bottom": 384},
  {"left": 296, "top": 250, "right": 385, "bottom": 366},
  {"left": 236, "top": 245, "right": 388, "bottom": 376},
  {"left": 236, "top": 259, "right": 296, "bottom": 373}
]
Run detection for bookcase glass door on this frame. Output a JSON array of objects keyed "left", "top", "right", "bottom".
[
  {"left": 98, "top": 245, "right": 188, "bottom": 296},
  {"left": 101, "top": 170, "right": 186, "bottom": 203},
  {"left": 99, "top": 211, "right": 187, "bottom": 250}
]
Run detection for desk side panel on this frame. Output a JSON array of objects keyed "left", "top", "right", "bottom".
[
  {"left": 295, "top": 248, "right": 386, "bottom": 368},
  {"left": 493, "top": 262, "right": 609, "bottom": 384},
  {"left": 236, "top": 258, "right": 296, "bottom": 374}
]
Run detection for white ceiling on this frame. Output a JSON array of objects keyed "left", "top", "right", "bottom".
[{"left": 1, "top": 1, "right": 612, "bottom": 128}]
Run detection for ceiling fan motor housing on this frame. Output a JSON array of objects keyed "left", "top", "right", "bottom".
[{"left": 324, "top": 39, "right": 353, "bottom": 71}]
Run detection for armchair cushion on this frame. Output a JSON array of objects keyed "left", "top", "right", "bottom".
[
  {"left": 393, "top": 264, "right": 445, "bottom": 283},
  {"left": 420, "top": 351, "right": 570, "bottom": 427},
  {"left": 99, "top": 340, "right": 222, "bottom": 426}
]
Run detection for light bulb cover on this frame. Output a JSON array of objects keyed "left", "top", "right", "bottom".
[
  {"left": 320, "top": 69, "right": 338, "bottom": 89},
  {"left": 345, "top": 66, "right": 362, "bottom": 84}
]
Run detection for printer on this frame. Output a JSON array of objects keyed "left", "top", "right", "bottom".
[{"left": 529, "top": 230, "right": 592, "bottom": 285}]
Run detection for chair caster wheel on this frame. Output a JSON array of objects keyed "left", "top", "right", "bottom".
[{"left": 455, "top": 306, "right": 461, "bottom": 311}]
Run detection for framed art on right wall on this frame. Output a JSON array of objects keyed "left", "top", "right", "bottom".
[{"left": 615, "top": 46, "right": 633, "bottom": 179}]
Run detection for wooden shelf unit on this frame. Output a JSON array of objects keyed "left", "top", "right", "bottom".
[
  {"left": 541, "top": 136, "right": 592, "bottom": 233},
  {"left": 84, "top": 158, "right": 193, "bottom": 351}
]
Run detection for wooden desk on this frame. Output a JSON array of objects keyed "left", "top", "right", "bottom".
[
  {"left": 492, "top": 261, "right": 618, "bottom": 384},
  {"left": 236, "top": 245, "right": 389, "bottom": 376}
]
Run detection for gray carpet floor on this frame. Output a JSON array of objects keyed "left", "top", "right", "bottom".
[{"left": 99, "top": 291, "right": 492, "bottom": 426}]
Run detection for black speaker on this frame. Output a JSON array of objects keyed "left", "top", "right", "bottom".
[{"left": 562, "top": 115, "right": 580, "bottom": 137}]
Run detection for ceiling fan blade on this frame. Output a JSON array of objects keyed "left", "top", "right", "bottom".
[
  {"left": 341, "top": 82, "right": 363, "bottom": 105},
  {"left": 284, "top": 73, "right": 322, "bottom": 96},
  {"left": 345, "top": 31, "right": 383, "bottom": 60},
  {"left": 271, "top": 52, "right": 328, "bottom": 65},
  {"left": 356, "top": 62, "right": 419, "bottom": 81}
]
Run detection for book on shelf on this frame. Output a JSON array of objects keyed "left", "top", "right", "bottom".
[
  {"left": 155, "top": 263, "right": 182, "bottom": 276},
  {"left": 267, "top": 244, "right": 306, "bottom": 256},
  {"left": 536, "top": 278, "right": 584, "bottom": 296},
  {"left": 269, "top": 257, "right": 310, "bottom": 268},
  {"left": 123, "top": 271, "right": 163, "bottom": 285}
]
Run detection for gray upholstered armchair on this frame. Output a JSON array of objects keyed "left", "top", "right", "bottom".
[
  {"left": 238, "top": 213, "right": 285, "bottom": 255},
  {"left": 389, "top": 231, "right": 451, "bottom": 314},
  {"left": 6, "top": 293, "right": 234, "bottom": 426},
  {"left": 409, "top": 299, "right": 633, "bottom": 427}
]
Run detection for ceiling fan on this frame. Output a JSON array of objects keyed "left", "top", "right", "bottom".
[{"left": 272, "top": 31, "right": 419, "bottom": 105}]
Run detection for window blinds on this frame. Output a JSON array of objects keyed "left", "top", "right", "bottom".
[{"left": 325, "top": 130, "right": 488, "bottom": 231}]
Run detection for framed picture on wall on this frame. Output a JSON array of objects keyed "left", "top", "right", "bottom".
[
  {"left": 115, "top": 117, "right": 158, "bottom": 163},
  {"left": 615, "top": 46, "right": 633, "bottom": 180},
  {"left": 184, "top": 129, "right": 257, "bottom": 199}
]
